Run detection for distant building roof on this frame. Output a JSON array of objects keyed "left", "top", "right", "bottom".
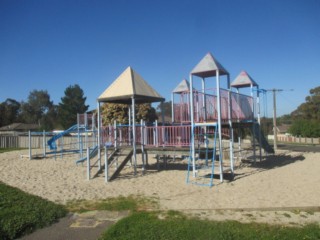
[{"left": 0, "top": 123, "right": 39, "bottom": 131}]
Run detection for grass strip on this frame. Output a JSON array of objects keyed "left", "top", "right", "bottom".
[{"left": 100, "top": 211, "right": 320, "bottom": 240}]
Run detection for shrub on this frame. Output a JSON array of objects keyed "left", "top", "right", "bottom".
[{"left": 0, "top": 182, "right": 67, "bottom": 240}]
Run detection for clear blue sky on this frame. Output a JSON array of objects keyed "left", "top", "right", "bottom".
[{"left": 1, "top": 0, "right": 319, "bottom": 117}]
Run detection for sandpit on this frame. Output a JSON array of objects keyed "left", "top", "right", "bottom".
[{"left": 1, "top": 149, "right": 319, "bottom": 226}]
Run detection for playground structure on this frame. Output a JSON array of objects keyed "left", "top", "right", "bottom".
[
  {"left": 25, "top": 52, "right": 273, "bottom": 187},
  {"left": 95, "top": 53, "right": 273, "bottom": 186}
]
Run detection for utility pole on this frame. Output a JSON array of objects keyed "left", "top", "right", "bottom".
[
  {"left": 272, "top": 89, "right": 281, "bottom": 152},
  {"left": 264, "top": 88, "right": 293, "bottom": 152}
]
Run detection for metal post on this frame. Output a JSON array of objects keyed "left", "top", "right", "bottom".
[
  {"left": 87, "top": 147, "right": 90, "bottom": 180},
  {"left": 189, "top": 74, "right": 196, "bottom": 177},
  {"left": 105, "top": 145, "right": 108, "bottom": 182},
  {"left": 216, "top": 72, "right": 224, "bottom": 182},
  {"left": 273, "top": 89, "right": 278, "bottom": 152},
  {"left": 227, "top": 74, "right": 234, "bottom": 174},
  {"left": 28, "top": 130, "right": 32, "bottom": 160},
  {"left": 141, "top": 119, "right": 145, "bottom": 172},
  {"left": 257, "top": 88, "right": 262, "bottom": 161},
  {"left": 250, "top": 84, "right": 256, "bottom": 164},
  {"left": 97, "top": 101, "right": 101, "bottom": 170},
  {"left": 171, "top": 93, "right": 174, "bottom": 123},
  {"left": 132, "top": 98, "right": 137, "bottom": 175},
  {"left": 114, "top": 120, "right": 117, "bottom": 149},
  {"left": 43, "top": 130, "right": 46, "bottom": 157}
]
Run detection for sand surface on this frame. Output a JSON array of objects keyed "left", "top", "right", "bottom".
[{"left": 1, "top": 149, "right": 319, "bottom": 226}]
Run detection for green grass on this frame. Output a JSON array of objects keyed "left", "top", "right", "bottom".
[
  {"left": 0, "top": 148, "right": 25, "bottom": 153},
  {"left": 100, "top": 211, "right": 320, "bottom": 240},
  {"left": 0, "top": 182, "right": 67, "bottom": 240}
]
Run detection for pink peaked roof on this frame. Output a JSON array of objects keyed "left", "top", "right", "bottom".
[{"left": 231, "top": 71, "right": 258, "bottom": 88}]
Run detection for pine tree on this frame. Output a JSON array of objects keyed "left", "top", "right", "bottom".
[{"left": 58, "top": 84, "right": 89, "bottom": 129}]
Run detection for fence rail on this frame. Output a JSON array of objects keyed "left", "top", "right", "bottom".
[
  {"left": 276, "top": 135, "right": 320, "bottom": 145},
  {"left": 0, "top": 135, "right": 94, "bottom": 149}
]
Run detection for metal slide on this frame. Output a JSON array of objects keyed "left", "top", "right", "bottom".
[
  {"left": 251, "top": 123, "right": 274, "bottom": 154},
  {"left": 75, "top": 145, "right": 99, "bottom": 165},
  {"left": 47, "top": 124, "right": 78, "bottom": 150}
]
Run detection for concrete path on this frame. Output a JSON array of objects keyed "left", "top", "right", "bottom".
[{"left": 19, "top": 210, "right": 130, "bottom": 240}]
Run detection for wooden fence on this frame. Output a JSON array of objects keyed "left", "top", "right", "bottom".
[
  {"left": 277, "top": 135, "right": 320, "bottom": 145},
  {"left": 0, "top": 135, "right": 94, "bottom": 149}
]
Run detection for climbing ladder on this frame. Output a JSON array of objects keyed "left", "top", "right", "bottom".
[{"left": 186, "top": 124, "right": 218, "bottom": 187}]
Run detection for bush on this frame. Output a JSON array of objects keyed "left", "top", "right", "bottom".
[
  {"left": 289, "top": 119, "right": 320, "bottom": 137},
  {"left": 0, "top": 182, "right": 67, "bottom": 240}
]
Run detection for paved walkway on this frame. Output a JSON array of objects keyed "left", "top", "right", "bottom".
[{"left": 19, "top": 210, "right": 130, "bottom": 240}]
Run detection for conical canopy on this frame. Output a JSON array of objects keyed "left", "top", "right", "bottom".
[
  {"left": 98, "top": 66, "right": 164, "bottom": 104},
  {"left": 172, "top": 79, "right": 190, "bottom": 93},
  {"left": 191, "top": 52, "right": 229, "bottom": 78},
  {"left": 231, "top": 71, "right": 258, "bottom": 88}
]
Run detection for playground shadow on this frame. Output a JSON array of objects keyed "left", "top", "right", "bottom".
[
  {"left": 245, "top": 152, "right": 305, "bottom": 170},
  {"left": 229, "top": 152, "right": 306, "bottom": 183}
]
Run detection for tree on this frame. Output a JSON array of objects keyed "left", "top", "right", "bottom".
[
  {"left": 58, "top": 84, "right": 89, "bottom": 129},
  {"left": 289, "top": 86, "right": 320, "bottom": 137},
  {"left": 101, "top": 103, "right": 157, "bottom": 125},
  {"left": 291, "top": 86, "right": 320, "bottom": 120},
  {"left": 0, "top": 98, "right": 20, "bottom": 127},
  {"left": 156, "top": 101, "right": 172, "bottom": 117},
  {"left": 289, "top": 119, "right": 320, "bottom": 137},
  {"left": 19, "top": 90, "right": 55, "bottom": 129}
]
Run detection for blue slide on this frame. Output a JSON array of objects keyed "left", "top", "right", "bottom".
[
  {"left": 75, "top": 145, "right": 99, "bottom": 165},
  {"left": 47, "top": 124, "right": 78, "bottom": 150}
]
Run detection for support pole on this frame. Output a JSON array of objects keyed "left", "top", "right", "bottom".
[
  {"left": 216, "top": 72, "right": 224, "bottom": 182},
  {"left": 273, "top": 89, "right": 278, "bottom": 152},
  {"left": 132, "top": 97, "right": 137, "bottom": 175},
  {"left": 251, "top": 84, "right": 256, "bottom": 163},
  {"left": 43, "top": 130, "right": 46, "bottom": 157},
  {"left": 141, "top": 119, "right": 145, "bottom": 173},
  {"left": 28, "top": 130, "right": 32, "bottom": 160},
  {"left": 227, "top": 74, "right": 234, "bottom": 175},
  {"left": 104, "top": 145, "right": 108, "bottom": 182},
  {"left": 189, "top": 74, "right": 196, "bottom": 177},
  {"left": 97, "top": 101, "right": 101, "bottom": 170},
  {"left": 87, "top": 147, "right": 90, "bottom": 180},
  {"left": 171, "top": 93, "right": 174, "bottom": 123}
]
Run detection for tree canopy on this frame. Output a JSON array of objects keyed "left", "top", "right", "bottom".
[
  {"left": 19, "top": 90, "right": 55, "bottom": 130},
  {"left": 289, "top": 86, "right": 320, "bottom": 137},
  {"left": 0, "top": 99, "right": 21, "bottom": 127},
  {"left": 58, "top": 84, "right": 89, "bottom": 129},
  {"left": 101, "top": 103, "right": 157, "bottom": 125},
  {"left": 291, "top": 86, "right": 320, "bottom": 120}
]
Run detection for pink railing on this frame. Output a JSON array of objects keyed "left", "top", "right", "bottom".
[
  {"left": 101, "top": 125, "right": 192, "bottom": 147},
  {"left": 173, "top": 89, "right": 254, "bottom": 123}
]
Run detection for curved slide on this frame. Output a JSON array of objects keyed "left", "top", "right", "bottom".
[
  {"left": 47, "top": 124, "right": 78, "bottom": 150},
  {"left": 75, "top": 145, "right": 99, "bottom": 165}
]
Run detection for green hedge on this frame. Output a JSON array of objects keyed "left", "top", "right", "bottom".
[{"left": 0, "top": 182, "right": 67, "bottom": 240}]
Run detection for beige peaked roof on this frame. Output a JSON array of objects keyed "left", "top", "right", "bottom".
[
  {"left": 191, "top": 52, "right": 229, "bottom": 78},
  {"left": 98, "top": 66, "right": 165, "bottom": 104},
  {"left": 172, "top": 79, "right": 190, "bottom": 93},
  {"left": 231, "top": 71, "right": 258, "bottom": 88}
]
